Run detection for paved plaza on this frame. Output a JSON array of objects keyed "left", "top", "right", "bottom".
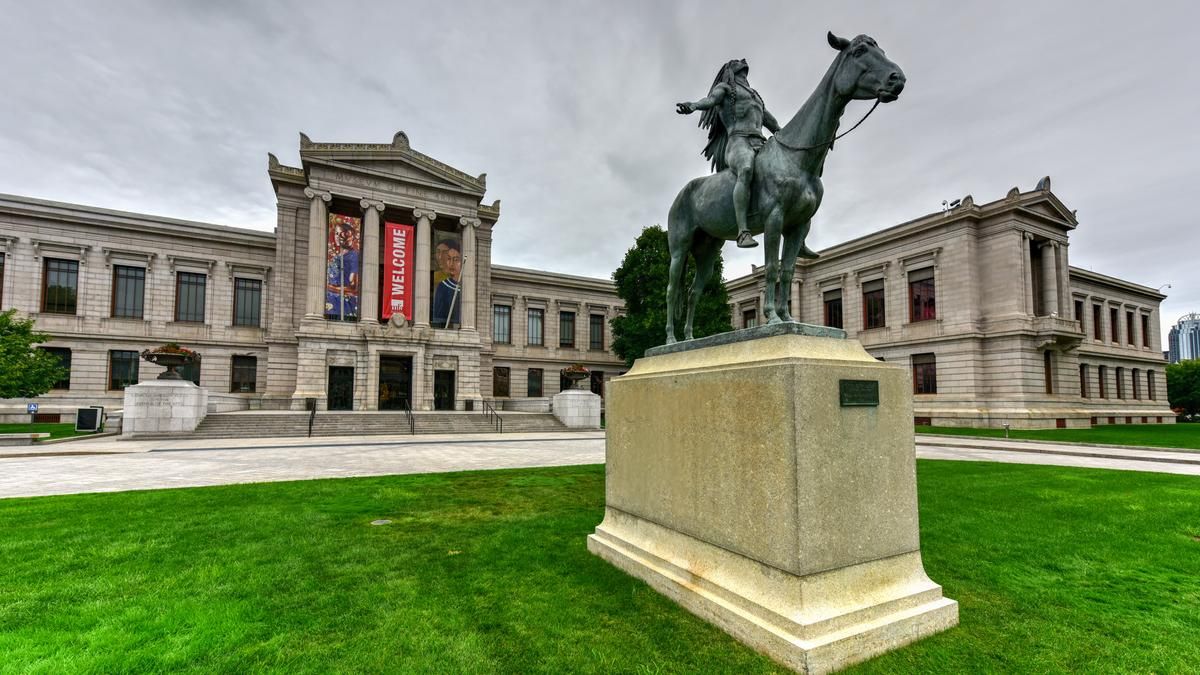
[{"left": 0, "top": 432, "right": 1196, "bottom": 500}]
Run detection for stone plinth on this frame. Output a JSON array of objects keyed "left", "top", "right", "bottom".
[
  {"left": 121, "top": 380, "right": 208, "bottom": 438},
  {"left": 587, "top": 324, "right": 957, "bottom": 674},
  {"left": 552, "top": 389, "right": 601, "bottom": 429}
]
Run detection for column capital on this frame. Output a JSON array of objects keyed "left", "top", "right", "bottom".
[
  {"left": 360, "top": 198, "right": 385, "bottom": 212},
  {"left": 413, "top": 208, "right": 438, "bottom": 221},
  {"left": 304, "top": 187, "right": 332, "bottom": 202},
  {"left": 459, "top": 216, "right": 482, "bottom": 229},
  {"left": 1023, "top": 231, "right": 1034, "bottom": 240}
]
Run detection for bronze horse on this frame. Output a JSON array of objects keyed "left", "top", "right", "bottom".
[{"left": 666, "top": 32, "right": 906, "bottom": 343}]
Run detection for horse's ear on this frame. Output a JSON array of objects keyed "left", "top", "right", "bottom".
[{"left": 827, "top": 31, "right": 850, "bottom": 51}]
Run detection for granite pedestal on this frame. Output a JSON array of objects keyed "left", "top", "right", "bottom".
[
  {"left": 552, "top": 389, "right": 602, "bottom": 429},
  {"left": 587, "top": 323, "right": 957, "bottom": 674},
  {"left": 121, "top": 380, "right": 208, "bottom": 438}
]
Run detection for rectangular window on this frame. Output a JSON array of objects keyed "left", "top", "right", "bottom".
[
  {"left": 1098, "top": 365, "right": 1108, "bottom": 398},
  {"left": 1148, "top": 370, "right": 1156, "bottom": 400},
  {"left": 233, "top": 278, "right": 262, "bottom": 327},
  {"left": 111, "top": 265, "right": 145, "bottom": 319},
  {"left": 527, "top": 368, "right": 543, "bottom": 397},
  {"left": 42, "top": 258, "right": 79, "bottom": 314},
  {"left": 231, "top": 355, "right": 257, "bottom": 393},
  {"left": 109, "top": 350, "right": 139, "bottom": 390},
  {"left": 179, "top": 359, "right": 201, "bottom": 386},
  {"left": 1126, "top": 311, "right": 1135, "bottom": 346},
  {"left": 823, "top": 289, "right": 843, "bottom": 329},
  {"left": 912, "top": 353, "right": 937, "bottom": 394},
  {"left": 1043, "top": 351, "right": 1054, "bottom": 394},
  {"left": 1132, "top": 368, "right": 1141, "bottom": 399},
  {"left": 1079, "top": 364, "right": 1089, "bottom": 398},
  {"left": 1141, "top": 315, "right": 1150, "bottom": 348},
  {"left": 40, "top": 347, "right": 71, "bottom": 390},
  {"left": 1074, "top": 299, "right": 1084, "bottom": 322},
  {"left": 492, "top": 305, "right": 511, "bottom": 344},
  {"left": 1110, "top": 307, "right": 1120, "bottom": 343},
  {"left": 559, "top": 311, "right": 575, "bottom": 347},
  {"left": 590, "top": 314, "right": 604, "bottom": 350},
  {"left": 743, "top": 309, "right": 758, "bottom": 328},
  {"left": 1093, "top": 305, "right": 1103, "bottom": 340},
  {"left": 527, "top": 308, "right": 544, "bottom": 346},
  {"left": 1115, "top": 366, "right": 1125, "bottom": 399},
  {"left": 493, "top": 366, "right": 510, "bottom": 397},
  {"left": 862, "top": 279, "right": 885, "bottom": 330},
  {"left": 908, "top": 267, "right": 935, "bottom": 322},
  {"left": 175, "top": 272, "right": 207, "bottom": 323}
]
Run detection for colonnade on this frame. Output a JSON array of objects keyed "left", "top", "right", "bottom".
[{"left": 301, "top": 187, "right": 479, "bottom": 330}]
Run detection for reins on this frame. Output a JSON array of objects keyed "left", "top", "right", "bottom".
[{"left": 770, "top": 98, "right": 882, "bottom": 152}]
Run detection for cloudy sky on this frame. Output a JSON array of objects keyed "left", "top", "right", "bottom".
[{"left": 2, "top": 1, "right": 1197, "bottom": 345}]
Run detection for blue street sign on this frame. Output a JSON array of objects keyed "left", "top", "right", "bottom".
[{"left": 27, "top": 403, "right": 38, "bottom": 414}]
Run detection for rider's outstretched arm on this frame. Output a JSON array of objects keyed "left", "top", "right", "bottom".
[{"left": 676, "top": 84, "right": 729, "bottom": 114}]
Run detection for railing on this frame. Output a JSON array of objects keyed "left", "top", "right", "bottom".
[
  {"left": 402, "top": 397, "right": 415, "bottom": 435},
  {"left": 307, "top": 407, "right": 316, "bottom": 438},
  {"left": 481, "top": 399, "right": 503, "bottom": 433}
]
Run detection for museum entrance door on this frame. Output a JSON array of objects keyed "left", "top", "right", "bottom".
[
  {"left": 379, "top": 356, "right": 413, "bottom": 410},
  {"left": 328, "top": 366, "right": 354, "bottom": 411},
  {"left": 433, "top": 370, "right": 456, "bottom": 410}
]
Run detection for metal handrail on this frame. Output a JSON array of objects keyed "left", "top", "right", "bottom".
[
  {"left": 402, "top": 398, "right": 415, "bottom": 435},
  {"left": 481, "top": 399, "right": 503, "bottom": 433},
  {"left": 307, "top": 407, "right": 316, "bottom": 438}
]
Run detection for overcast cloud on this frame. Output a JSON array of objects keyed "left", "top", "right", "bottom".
[{"left": 1, "top": 1, "right": 1197, "bottom": 346}]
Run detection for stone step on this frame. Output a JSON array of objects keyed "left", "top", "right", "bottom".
[{"left": 175, "top": 411, "right": 570, "bottom": 439}]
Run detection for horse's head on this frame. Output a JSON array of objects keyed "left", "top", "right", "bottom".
[{"left": 827, "top": 32, "right": 905, "bottom": 103}]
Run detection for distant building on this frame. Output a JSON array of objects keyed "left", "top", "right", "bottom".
[{"left": 1168, "top": 313, "right": 1200, "bottom": 363}]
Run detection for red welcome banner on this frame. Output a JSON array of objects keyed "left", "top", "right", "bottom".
[{"left": 383, "top": 221, "right": 415, "bottom": 321}]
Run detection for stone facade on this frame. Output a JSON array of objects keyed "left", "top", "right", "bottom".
[
  {"left": 0, "top": 133, "right": 626, "bottom": 421},
  {"left": 726, "top": 179, "right": 1173, "bottom": 428}
]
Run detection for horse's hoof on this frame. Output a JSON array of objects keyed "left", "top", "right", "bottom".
[
  {"left": 665, "top": 337, "right": 677, "bottom": 345},
  {"left": 684, "top": 333, "right": 694, "bottom": 341},
  {"left": 767, "top": 316, "right": 783, "bottom": 325}
]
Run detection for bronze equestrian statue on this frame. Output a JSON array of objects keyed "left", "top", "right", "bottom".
[{"left": 667, "top": 32, "right": 906, "bottom": 344}]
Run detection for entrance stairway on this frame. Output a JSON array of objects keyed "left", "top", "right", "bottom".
[{"left": 180, "top": 410, "right": 570, "bottom": 439}]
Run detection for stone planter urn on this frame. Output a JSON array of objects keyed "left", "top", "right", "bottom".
[
  {"left": 141, "top": 349, "right": 198, "bottom": 380},
  {"left": 563, "top": 370, "right": 590, "bottom": 390}
]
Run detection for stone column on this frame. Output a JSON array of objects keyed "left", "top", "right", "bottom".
[
  {"left": 460, "top": 217, "right": 480, "bottom": 331},
  {"left": 412, "top": 208, "right": 437, "bottom": 329},
  {"left": 1056, "top": 242, "right": 1071, "bottom": 316},
  {"left": 1040, "top": 241, "right": 1058, "bottom": 317},
  {"left": 303, "top": 188, "right": 332, "bottom": 319},
  {"left": 1022, "top": 232, "right": 1034, "bottom": 315},
  {"left": 360, "top": 199, "right": 385, "bottom": 325}
]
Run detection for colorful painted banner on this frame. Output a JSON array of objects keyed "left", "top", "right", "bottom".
[
  {"left": 431, "top": 231, "right": 463, "bottom": 328},
  {"left": 325, "top": 213, "right": 362, "bottom": 320},
  {"left": 383, "top": 221, "right": 415, "bottom": 321}
]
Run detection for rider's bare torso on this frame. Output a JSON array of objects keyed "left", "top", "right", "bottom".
[{"left": 720, "top": 80, "right": 767, "bottom": 139}]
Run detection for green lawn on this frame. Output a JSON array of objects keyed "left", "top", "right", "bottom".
[
  {"left": 0, "top": 422, "right": 89, "bottom": 440},
  {"left": 0, "top": 462, "right": 1197, "bottom": 673},
  {"left": 918, "top": 422, "right": 1200, "bottom": 450}
]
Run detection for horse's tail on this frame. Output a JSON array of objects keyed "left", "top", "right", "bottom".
[{"left": 666, "top": 186, "right": 692, "bottom": 321}]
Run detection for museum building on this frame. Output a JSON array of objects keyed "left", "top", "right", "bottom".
[
  {"left": 0, "top": 132, "right": 1175, "bottom": 429},
  {"left": 0, "top": 132, "right": 627, "bottom": 421},
  {"left": 727, "top": 178, "right": 1173, "bottom": 427}
]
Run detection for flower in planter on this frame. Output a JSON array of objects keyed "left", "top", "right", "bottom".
[
  {"left": 144, "top": 342, "right": 200, "bottom": 359},
  {"left": 561, "top": 363, "right": 589, "bottom": 376}
]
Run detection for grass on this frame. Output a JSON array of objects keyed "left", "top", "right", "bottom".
[
  {"left": 0, "top": 462, "right": 1197, "bottom": 673},
  {"left": 917, "top": 422, "right": 1200, "bottom": 451},
  {"left": 0, "top": 422, "right": 90, "bottom": 440}
]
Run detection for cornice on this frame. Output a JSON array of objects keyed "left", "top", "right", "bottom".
[
  {"left": 1069, "top": 266, "right": 1165, "bottom": 300},
  {"left": 491, "top": 264, "right": 616, "bottom": 293},
  {"left": 0, "top": 194, "right": 276, "bottom": 249}
]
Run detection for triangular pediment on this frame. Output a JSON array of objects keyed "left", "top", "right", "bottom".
[{"left": 296, "top": 131, "right": 486, "bottom": 195}]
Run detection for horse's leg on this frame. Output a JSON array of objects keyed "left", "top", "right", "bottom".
[
  {"left": 761, "top": 211, "right": 784, "bottom": 324},
  {"left": 684, "top": 235, "right": 722, "bottom": 340},
  {"left": 777, "top": 223, "right": 805, "bottom": 322}
]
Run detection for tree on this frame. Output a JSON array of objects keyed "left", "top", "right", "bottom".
[
  {"left": 1167, "top": 360, "right": 1200, "bottom": 418},
  {"left": 0, "top": 309, "right": 68, "bottom": 399},
  {"left": 611, "top": 225, "right": 733, "bottom": 366}
]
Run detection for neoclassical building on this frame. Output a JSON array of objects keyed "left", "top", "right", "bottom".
[
  {"left": 0, "top": 133, "right": 626, "bottom": 421},
  {"left": 727, "top": 178, "right": 1173, "bottom": 427},
  {"left": 0, "top": 133, "right": 1174, "bottom": 429}
]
